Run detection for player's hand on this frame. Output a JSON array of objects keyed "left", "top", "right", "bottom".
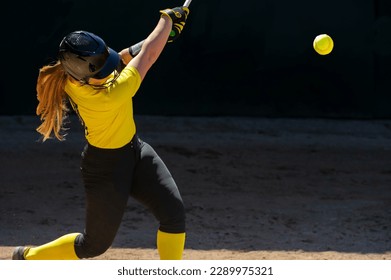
[{"left": 160, "top": 6, "right": 190, "bottom": 43}]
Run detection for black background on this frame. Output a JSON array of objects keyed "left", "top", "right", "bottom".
[{"left": 1, "top": 0, "right": 391, "bottom": 118}]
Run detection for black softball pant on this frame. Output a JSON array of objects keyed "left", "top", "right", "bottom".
[{"left": 74, "top": 136, "right": 186, "bottom": 259}]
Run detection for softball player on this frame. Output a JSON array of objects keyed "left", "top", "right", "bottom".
[{"left": 12, "top": 6, "right": 189, "bottom": 260}]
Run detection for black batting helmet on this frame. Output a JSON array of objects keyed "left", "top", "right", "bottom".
[{"left": 58, "top": 31, "right": 120, "bottom": 82}]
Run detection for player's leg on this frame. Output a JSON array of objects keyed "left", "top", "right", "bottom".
[
  {"left": 156, "top": 229, "right": 186, "bottom": 260},
  {"left": 20, "top": 182, "right": 127, "bottom": 260},
  {"left": 74, "top": 142, "right": 136, "bottom": 258},
  {"left": 131, "top": 138, "right": 186, "bottom": 260},
  {"left": 16, "top": 142, "right": 136, "bottom": 260},
  {"left": 18, "top": 233, "right": 81, "bottom": 260}
]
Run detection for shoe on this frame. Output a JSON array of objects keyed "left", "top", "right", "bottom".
[{"left": 12, "top": 246, "right": 28, "bottom": 260}]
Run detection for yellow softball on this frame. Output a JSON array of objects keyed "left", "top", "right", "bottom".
[{"left": 313, "top": 34, "right": 334, "bottom": 55}]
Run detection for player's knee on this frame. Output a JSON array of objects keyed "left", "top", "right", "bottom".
[
  {"left": 74, "top": 233, "right": 112, "bottom": 258},
  {"left": 159, "top": 203, "right": 186, "bottom": 233}
]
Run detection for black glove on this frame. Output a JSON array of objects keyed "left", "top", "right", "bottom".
[{"left": 160, "top": 6, "right": 190, "bottom": 43}]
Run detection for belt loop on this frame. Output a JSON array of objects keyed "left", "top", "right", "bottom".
[{"left": 129, "top": 133, "right": 138, "bottom": 149}]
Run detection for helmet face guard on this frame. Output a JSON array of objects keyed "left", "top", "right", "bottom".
[{"left": 58, "top": 31, "right": 120, "bottom": 85}]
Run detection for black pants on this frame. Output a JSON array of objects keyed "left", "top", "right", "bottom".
[{"left": 74, "top": 136, "right": 185, "bottom": 259}]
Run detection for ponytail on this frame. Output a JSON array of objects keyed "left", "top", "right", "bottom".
[{"left": 36, "top": 61, "right": 69, "bottom": 142}]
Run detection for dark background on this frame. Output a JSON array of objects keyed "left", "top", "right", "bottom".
[{"left": 1, "top": 0, "right": 391, "bottom": 118}]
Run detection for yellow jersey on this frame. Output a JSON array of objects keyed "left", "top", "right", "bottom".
[{"left": 65, "top": 65, "right": 141, "bottom": 149}]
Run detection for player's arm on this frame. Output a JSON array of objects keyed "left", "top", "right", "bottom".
[
  {"left": 120, "top": 6, "right": 189, "bottom": 67},
  {"left": 128, "top": 14, "right": 172, "bottom": 81},
  {"left": 127, "top": 7, "right": 189, "bottom": 81}
]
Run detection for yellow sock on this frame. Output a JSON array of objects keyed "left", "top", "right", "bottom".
[
  {"left": 25, "top": 233, "right": 80, "bottom": 260},
  {"left": 157, "top": 230, "right": 186, "bottom": 260}
]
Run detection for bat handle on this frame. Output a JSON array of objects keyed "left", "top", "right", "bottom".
[
  {"left": 183, "top": 0, "right": 192, "bottom": 7},
  {"left": 129, "top": 40, "right": 145, "bottom": 57}
]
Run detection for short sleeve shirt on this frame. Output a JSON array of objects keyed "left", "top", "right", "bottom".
[{"left": 65, "top": 65, "right": 141, "bottom": 149}]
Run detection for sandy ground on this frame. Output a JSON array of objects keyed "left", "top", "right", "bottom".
[{"left": 0, "top": 115, "right": 390, "bottom": 260}]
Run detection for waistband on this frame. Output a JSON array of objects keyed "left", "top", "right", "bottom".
[{"left": 85, "top": 134, "right": 140, "bottom": 154}]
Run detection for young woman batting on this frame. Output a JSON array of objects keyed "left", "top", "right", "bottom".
[{"left": 12, "top": 6, "right": 190, "bottom": 260}]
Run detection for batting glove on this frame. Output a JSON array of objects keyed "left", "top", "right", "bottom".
[{"left": 160, "top": 6, "right": 190, "bottom": 43}]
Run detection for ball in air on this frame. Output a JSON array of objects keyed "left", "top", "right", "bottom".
[{"left": 313, "top": 34, "right": 334, "bottom": 55}]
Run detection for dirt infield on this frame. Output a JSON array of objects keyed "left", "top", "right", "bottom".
[{"left": 1, "top": 115, "right": 390, "bottom": 260}]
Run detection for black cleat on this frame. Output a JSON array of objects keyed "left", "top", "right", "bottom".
[{"left": 12, "top": 246, "right": 28, "bottom": 260}]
